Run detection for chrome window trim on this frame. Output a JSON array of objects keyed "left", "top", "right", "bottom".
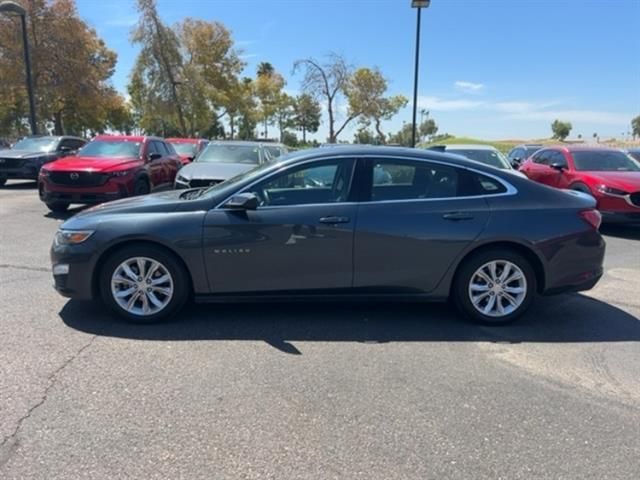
[{"left": 215, "top": 153, "right": 518, "bottom": 209}]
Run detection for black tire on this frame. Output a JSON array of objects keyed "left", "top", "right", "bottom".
[
  {"left": 452, "top": 248, "right": 537, "bottom": 325},
  {"left": 46, "top": 202, "right": 69, "bottom": 213},
  {"left": 133, "top": 177, "right": 150, "bottom": 196},
  {"left": 0, "top": 177, "right": 6, "bottom": 186},
  {"left": 99, "top": 244, "right": 190, "bottom": 323}
]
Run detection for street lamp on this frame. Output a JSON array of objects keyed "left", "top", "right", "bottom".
[
  {"left": 0, "top": 1, "right": 37, "bottom": 135},
  {"left": 410, "top": 0, "right": 430, "bottom": 147}
]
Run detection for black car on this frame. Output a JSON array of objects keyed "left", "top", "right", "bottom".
[
  {"left": 51, "top": 147, "right": 605, "bottom": 325},
  {"left": 0, "top": 135, "right": 86, "bottom": 185},
  {"left": 506, "top": 144, "right": 544, "bottom": 168}
]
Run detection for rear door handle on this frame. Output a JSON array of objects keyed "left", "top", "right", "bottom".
[
  {"left": 442, "top": 212, "right": 474, "bottom": 221},
  {"left": 319, "top": 216, "right": 350, "bottom": 224}
]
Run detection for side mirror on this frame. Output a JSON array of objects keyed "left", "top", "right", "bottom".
[
  {"left": 224, "top": 192, "right": 259, "bottom": 210},
  {"left": 510, "top": 157, "right": 522, "bottom": 168},
  {"left": 147, "top": 152, "right": 162, "bottom": 161},
  {"left": 550, "top": 162, "right": 567, "bottom": 171}
]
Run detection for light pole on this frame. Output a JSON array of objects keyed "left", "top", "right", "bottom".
[
  {"left": 0, "top": 1, "right": 37, "bottom": 135},
  {"left": 410, "top": 0, "right": 430, "bottom": 148}
]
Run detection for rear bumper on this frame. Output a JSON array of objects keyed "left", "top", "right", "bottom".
[{"left": 543, "top": 268, "right": 603, "bottom": 295}]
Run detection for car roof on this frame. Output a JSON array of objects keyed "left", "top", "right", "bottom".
[
  {"left": 93, "top": 134, "right": 159, "bottom": 142},
  {"left": 275, "top": 146, "right": 502, "bottom": 172},
  {"left": 21, "top": 135, "right": 84, "bottom": 141},
  {"left": 208, "top": 140, "right": 284, "bottom": 148},
  {"left": 540, "top": 145, "right": 624, "bottom": 153},
  {"left": 438, "top": 144, "right": 498, "bottom": 151},
  {"left": 165, "top": 138, "right": 208, "bottom": 143}
]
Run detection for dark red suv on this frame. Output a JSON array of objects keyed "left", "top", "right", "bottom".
[
  {"left": 39, "top": 135, "right": 182, "bottom": 212},
  {"left": 520, "top": 146, "right": 640, "bottom": 224},
  {"left": 166, "top": 138, "right": 209, "bottom": 165}
]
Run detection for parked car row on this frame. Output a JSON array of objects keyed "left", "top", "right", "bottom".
[{"left": 0, "top": 134, "right": 287, "bottom": 213}]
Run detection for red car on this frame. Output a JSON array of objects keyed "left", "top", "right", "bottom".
[
  {"left": 519, "top": 146, "right": 640, "bottom": 224},
  {"left": 166, "top": 138, "right": 209, "bottom": 165},
  {"left": 39, "top": 135, "right": 182, "bottom": 212}
]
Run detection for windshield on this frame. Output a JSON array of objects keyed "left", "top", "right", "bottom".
[
  {"left": 79, "top": 140, "right": 141, "bottom": 158},
  {"left": 449, "top": 149, "right": 511, "bottom": 169},
  {"left": 171, "top": 143, "right": 198, "bottom": 156},
  {"left": 628, "top": 151, "right": 640, "bottom": 162},
  {"left": 197, "top": 144, "right": 260, "bottom": 164},
  {"left": 12, "top": 137, "right": 58, "bottom": 153},
  {"left": 573, "top": 151, "right": 640, "bottom": 172}
]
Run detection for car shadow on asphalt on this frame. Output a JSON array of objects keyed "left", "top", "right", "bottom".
[
  {"left": 44, "top": 206, "right": 86, "bottom": 221},
  {"left": 60, "top": 293, "right": 640, "bottom": 354},
  {"left": 600, "top": 225, "right": 640, "bottom": 241},
  {"left": 0, "top": 180, "right": 37, "bottom": 189}
]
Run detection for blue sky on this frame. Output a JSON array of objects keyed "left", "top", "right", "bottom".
[{"left": 77, "top": 0, "right": 640, "bottom": 141}]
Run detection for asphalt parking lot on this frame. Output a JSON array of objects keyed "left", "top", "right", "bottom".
[{"left": 1, "top": 181, "right": 639, "bottom": 479}]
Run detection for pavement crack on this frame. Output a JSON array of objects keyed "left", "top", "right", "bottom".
[
  {"left": 0, "top": 335, "right": 97, "bottom": 465},
  {"left": 0, "top": 264, "right": 50, "bottom": 273}
]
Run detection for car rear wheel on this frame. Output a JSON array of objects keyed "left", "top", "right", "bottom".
[
  {"left": 46, "top": 202, "right": 69, "bottom": 213},
  {"left": 133, "top": 178, "right": 150, "bottom": 196},
  {"left": 0, "top": 177, "right": 6, "bottom": 186},
  {"left": 453, "top": 249, "right": 536, "bottom": 325},
  {"left": 99, "top": 245, "right": 189, "bottom": 323}
]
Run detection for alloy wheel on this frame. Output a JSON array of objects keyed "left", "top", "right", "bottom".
[
  {"left": 467, "top": 260, "right": 527, "bottom": 318},
  {"left": 110, "top": 256, "right": 174, "bottom": 316}
]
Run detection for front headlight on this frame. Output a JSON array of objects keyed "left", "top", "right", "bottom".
[
  {"left": 54, "top": 229, "right": 94, "bottom": 246},
  {"left": 596, "top": 185, "right": 628, "bottom": 196},
  {"left": 176, "top": 174, "right": 189, "bottom": 184},
  {"left": 39, "top": 168, "right": 50, "bottom": 177}
]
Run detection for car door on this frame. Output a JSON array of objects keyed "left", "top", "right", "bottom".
[
  {"left": 202, "top": 158, "right": 357, "bottom": 293},
  {"left": 160, "top": 140, "right": 180, "bottom": 185},
  {"left": 353, "top": 157, "right": 494, "bottom": 293},
  {"left": 544, "top": 151, "right": 570, "bottom": 188},
  {"left": 145, "top": 141, "right": 165, "bottom": 189},
  {"left": 521, "top": 150, "right": 550, "bottom": 184}
]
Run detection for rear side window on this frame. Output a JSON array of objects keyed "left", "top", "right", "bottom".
[
  {"left": 368, "top": 159, "right": 507, "bottom": 201},
  {"left": 164, "top": 142, "right": 177, "bottom": 155},
  {"left": 533, "top": 150, "right": 551, "bottom": 165}
]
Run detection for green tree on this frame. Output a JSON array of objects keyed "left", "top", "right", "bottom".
[
  {"left": 348, "top": 68, "right": 407, "bottom": 144},
  {"left": 0, "top": 0, "right": 124, "bottom": 137},
  {"left": 255, "top": 63, "right": 285, "bottom": 139},
  {"left": 551, "top": 119, "right": 572, "bottom": 141},
  {"left": 388, "top": 123, "right": 413, "bottom": 147},
  {"left": 292, "top": 94, "right": 321, "bottom": 143},
  {"left": 131, "top": 0, "right": 186, "bottom": 135},
  {"left": 418, "top": 118, "right": 438, "bottom": 143},
  {"left": 281, "top": 131, "right": 298, "bottom": 148},
  {"left": 353, "top": 128, "right": 377, "bottom": 144},
  {"left": 632, "top": 115, "right": 640, "bottom": 139},
  {"left": 273, "top": 92, "right": 295, "bottom": 142}
]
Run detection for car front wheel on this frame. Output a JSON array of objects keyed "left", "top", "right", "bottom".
[
  {"left": 46, "top": 202, "right": 69, "bottom": 213},
  {"left": 99, "top": 245, "right": 189, "bottom": 323},
  {"left": 453, "top": 249, "right": 536, "bottom": 325}
]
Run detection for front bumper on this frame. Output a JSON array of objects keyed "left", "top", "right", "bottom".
[
  {"left": 600, "top": 211, "right": 640, "bottom": 224},
  {"left": 39, "top": 178, "right": 130, "bottom": 205},
  {"left": 0, "top": 164, "right": 40, "bottom": 180},
  {"left": 50, "top": 241, "right": 97, "bottom": 300}
]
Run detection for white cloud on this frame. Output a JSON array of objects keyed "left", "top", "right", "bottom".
[
  {"left": 104, "top": 15, "right": 137, "bottom": 28},
  {"left": 454, "top": 81, "right": 484, "bottom": 93},
  {"left": 238, "top": 53, "right": 259, "bottom": 60},
  {"left": 416, "top": 95, "right": 630, "bottom": 126}
]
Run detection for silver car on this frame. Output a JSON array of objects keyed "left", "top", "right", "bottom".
[
  {"left": 175, "top": 141, "right": 287, "bottom": 189},
  {"left": 427, "top": 144, "right": 526, "bottom": 177}
]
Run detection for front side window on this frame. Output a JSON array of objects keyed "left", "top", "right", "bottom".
[
  {"left": 79, "top": 140, "right": 141, "bottom": 158},
  {"left": 246, "top": 159, "right": 354, "bottom": 207},
  {"left": 572, "top": 151, "right": 640, "bottom": 172},
  {"left": 533, "top": 151, "right": 551, "bottom": 165},
  {"left": 198, "top": 144, "right": 260, "bottom": 164}
]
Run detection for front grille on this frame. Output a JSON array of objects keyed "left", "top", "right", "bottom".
[
  {"left": 49, "top": 171, "right": 110, "bottom": 187},
  {"left": 630, "top": 192, "right": 640, "bottom": 207},
  {"left": 190, "top": 178, "right": 222, "bottom": 188},
  {"left": 0, "top": 158, "right": 24, "bottom": 169}
]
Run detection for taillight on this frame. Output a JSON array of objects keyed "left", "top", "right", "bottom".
[{"left": 579, "top": 209, "right": 602, "bottom": 230}]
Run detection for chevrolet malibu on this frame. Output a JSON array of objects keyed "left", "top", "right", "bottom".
[{"left": 51, "top": 147, "right": 605, "bottom": 324}]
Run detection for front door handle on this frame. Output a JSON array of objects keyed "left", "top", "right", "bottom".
[
  {"left": 319, "top": 216, "right": 350, "bottom": 224},
  {"left": 442, "top": 212, "right": 474, "bottom": 221}
]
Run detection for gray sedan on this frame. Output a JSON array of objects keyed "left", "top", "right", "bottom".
[
  {"left": 174, "top": 141, "right": 287, "bottom": 188},
  {"left": 51, "top": 146, "right": 605, "bottom": 325}
]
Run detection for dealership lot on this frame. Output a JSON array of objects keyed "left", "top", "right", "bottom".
[{"left": 1, "top": 181, "right": 639, "bottom": 478}]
